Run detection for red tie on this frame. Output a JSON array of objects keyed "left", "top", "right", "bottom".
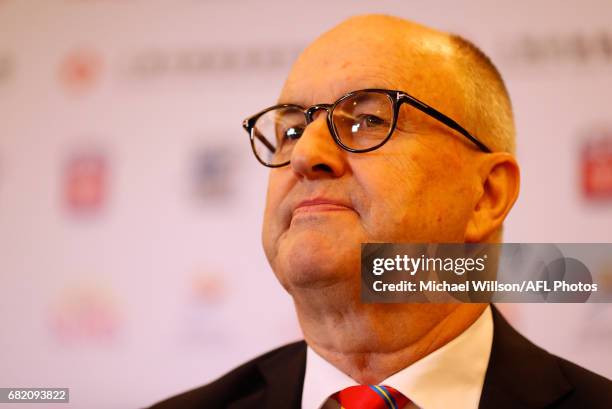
[{"left": 326, "top": 384, "right": 410, "bottom": 409}]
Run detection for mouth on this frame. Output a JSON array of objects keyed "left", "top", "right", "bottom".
[{"left": 292, "top": 198, "right": 354, "bottom": 217}]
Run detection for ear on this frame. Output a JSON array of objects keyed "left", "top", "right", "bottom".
[{"left": 465, "top": 153, "right": 520, "bottom": 242}]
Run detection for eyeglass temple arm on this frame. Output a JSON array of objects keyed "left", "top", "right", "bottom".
[
  {"left": 255, "top": 130, "right": 276, "bottom": 153},
  {"left": 398, "top": 94, "right": 492, "bottom": 153},
  {"left": 244, "top": 119, "right": 277, "bottom": 154}
]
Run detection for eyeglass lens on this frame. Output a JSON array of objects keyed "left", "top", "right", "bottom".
[{"left": 251, "top": 91, "right": 395, "bottom": 166}]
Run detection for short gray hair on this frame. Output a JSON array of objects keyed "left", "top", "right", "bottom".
[{"left": 449, "top": 34, "right": 516, "bottom": 154}]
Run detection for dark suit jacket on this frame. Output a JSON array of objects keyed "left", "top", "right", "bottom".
[{"left": 148, "top": 307, "right": 612, "bottom": 409}]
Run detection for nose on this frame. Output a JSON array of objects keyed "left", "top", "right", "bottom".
[{"left": 289, "top": 112, "right": 348, "bottom": 179}]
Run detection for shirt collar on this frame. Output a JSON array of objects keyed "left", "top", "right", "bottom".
[{"left": 302, "top": 305, "right": 493, "bottom": 409}]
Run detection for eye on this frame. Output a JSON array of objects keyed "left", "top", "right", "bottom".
[
  {"left": 284, "top": 126, "right": 304, "bottom": 140},
  {"left": 277, "top": 126, "right": 304, "bottom": 146},
  {"left": 351, "top": 114, "right": 386, "bottom": 133}
]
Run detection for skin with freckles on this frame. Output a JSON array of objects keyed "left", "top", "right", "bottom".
[{"left": 260, "top": 15, "right": 520, "bottom": 384}]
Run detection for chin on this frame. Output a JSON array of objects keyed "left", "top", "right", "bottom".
[
  {"left": 274, "top": 232, "right": 359, "bottom": 290},
  {"left": 265, "top": 214, "right": 365, "bottom": 289}
]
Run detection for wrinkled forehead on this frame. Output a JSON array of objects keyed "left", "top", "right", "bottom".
[{"left": 279, "top": 21, "right": 464, "bottom": 120}]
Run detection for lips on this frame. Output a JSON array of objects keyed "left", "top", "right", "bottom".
[{"left": 292, "top": 198, "right": 354, "bottom": 216}]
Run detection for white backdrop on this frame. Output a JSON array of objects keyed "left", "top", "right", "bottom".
[{"left": 0, "top": 1, "right": 611, "bottom": 408}]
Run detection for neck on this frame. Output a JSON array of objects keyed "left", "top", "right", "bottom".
[{"left": 294, "top": 288, "right": 487, "bottom": 384}]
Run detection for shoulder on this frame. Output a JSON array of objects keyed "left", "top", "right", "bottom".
[
  {"left": 552, "top": 356, "right": 612, "bottom": 408},
  {"left": 147, "top": 341, "right": 306, "bottom": 409},
  {"left": 483, "top": 306, "right": 612, "bottom": 409}
]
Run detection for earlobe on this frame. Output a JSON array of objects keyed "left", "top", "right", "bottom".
[{"left": 465, "top": 153, "right": 520, "bottom": 242}]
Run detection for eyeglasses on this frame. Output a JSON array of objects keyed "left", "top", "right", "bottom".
[{"left": 242, "top": 88, "right": 491, "bottom": 168}]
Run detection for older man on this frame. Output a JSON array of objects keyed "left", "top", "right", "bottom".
[{"left": 150, "top": 14, "right": 612, "bottom": 409}]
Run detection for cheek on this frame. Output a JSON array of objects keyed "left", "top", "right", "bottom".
[
  {"left": 354, "top": 155, "right": 426, "bottom": 239},
  {"left": 262, "top": 171, "right": 290, "bottom": 260},
  {"left": 356, "top": 149, "right": 474, "bottom": 242},
  {"left": 410, "top": 156, "right": 477, "bottom": 240}
]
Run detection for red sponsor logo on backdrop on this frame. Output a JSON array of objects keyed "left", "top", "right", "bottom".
[
  {"left": 581, "top": 129, "right": 612, "bottom": 200},
  {"left": 59, "top": 49, "right": 102, "bottom": 94},
  {"left": 64, "top": 151, "right": 107, "bottom": 212}
]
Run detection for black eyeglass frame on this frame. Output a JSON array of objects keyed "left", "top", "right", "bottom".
[{"left": 242, "top": 88, "right": 492, "bottom": 168}]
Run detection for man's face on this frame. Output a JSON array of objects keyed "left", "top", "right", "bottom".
[{"left": 262, "top": 25, "right": 482, "bottom": 294}]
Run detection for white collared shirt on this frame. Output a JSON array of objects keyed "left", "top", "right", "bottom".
[{"left": 302, "top": 306, "right": 493, "bottom": 409}]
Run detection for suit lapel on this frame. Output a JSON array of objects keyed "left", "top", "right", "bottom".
[
  {"left": 228, "top": 341, "right": 307, "bottom": 409},
  {"left": 227, "top": 308, "right": 572, "bottom": 409},
  {"left": 479, "top": 306, "right": 573, "bottom": 409}
]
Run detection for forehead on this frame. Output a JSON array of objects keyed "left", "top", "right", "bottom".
[
  {"left": 280, "top": 60, "right": 404, "bottom": 106},
  {"left": 279, "top": 27, "right": 462, "bottom": 119}
]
